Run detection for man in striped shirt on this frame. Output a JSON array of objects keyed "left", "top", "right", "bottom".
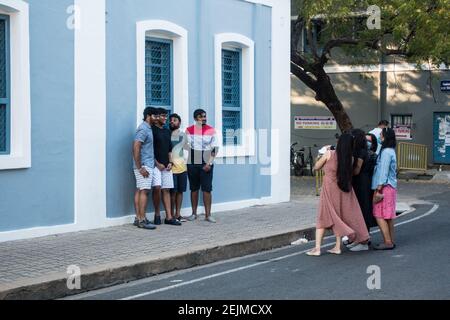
[{"left": 185, "top": 109, "right": 219, "bottom": 223}]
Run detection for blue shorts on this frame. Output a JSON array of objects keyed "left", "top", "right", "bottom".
[
  {"left": 187, "top": 164, "right": 214, "bottom": 192},
  {"left": 172, "top": 171, "right": 188, "bottom": 193}
]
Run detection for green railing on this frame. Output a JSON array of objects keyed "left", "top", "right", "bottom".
[{"left": 397, "top": 142, "right": 428, "bottom": 173}]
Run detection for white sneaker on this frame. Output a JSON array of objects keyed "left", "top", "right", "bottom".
[
  {"left": 342, "top": 236, "right": 351, "bottom": 245},
  {"left": 205, "top": 216, "right": 217, "bottom": 223},
  {"left": 346, "top": 241, "right": 358, "bottom": 248},
  {"left": 349, "top": 243, "right": 369, "bottom": 252},
  {"left": 291, "top": 238, "right": 308, "bottom": 245}
]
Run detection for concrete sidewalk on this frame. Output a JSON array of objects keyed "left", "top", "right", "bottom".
[
  {"left": 0, "top": 197, "right": 319, "bottom": 300},
  {"left": 0, "top": 177, "right": 427, "bottom": 300}
]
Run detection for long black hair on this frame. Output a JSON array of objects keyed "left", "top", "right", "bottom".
[
  {"left": 380, "top": 128, "right": 396, "bottom": 155},
  {"left": 336, "top": 133, "right": 354, "bottom": 193},
  {"left": 351, "top": 129, "right": 368, "bottom": 155}
]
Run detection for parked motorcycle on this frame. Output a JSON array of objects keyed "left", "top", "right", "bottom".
[
  {"left": 291, "top": 143, "right": 318, "bottom": 176},
  {"left": 290, "top": 142, "right": 305, "bottom": 176}
]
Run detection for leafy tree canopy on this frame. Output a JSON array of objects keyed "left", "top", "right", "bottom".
[{"left": 291, "top": 0, "right": 449, "bottom": 131}]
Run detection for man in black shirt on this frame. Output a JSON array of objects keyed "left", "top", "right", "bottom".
[{"left": 151, "top": 108, "right": 181, "bottom": 226}]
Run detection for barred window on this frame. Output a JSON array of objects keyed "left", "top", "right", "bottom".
[
  {"left": 145, "top": 39, "right": 172, "bottom": 111},
  {"left": 0, "top": 15, "right": 10, "bottom": 154},
  {"left": 392, "top": 114, "right": 412, "bottom": 127},
  {"left": 222, "top": 49, "right": 241, "bottom": 145}
]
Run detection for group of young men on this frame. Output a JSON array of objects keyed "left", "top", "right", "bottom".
[{"left": 133, "top": 107, "right": 219, "bottom": 230}]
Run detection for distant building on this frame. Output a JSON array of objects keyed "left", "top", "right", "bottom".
[{"left": 290, "top": 16, "right": 450, "bottom": 165}]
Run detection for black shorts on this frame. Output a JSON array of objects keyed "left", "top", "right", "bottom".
[
  {"left": 172, "top": 172, "right": 188, "bottom": 193},
  {"left": 187, "top": 164, "right": 214, "bottom": 192}
]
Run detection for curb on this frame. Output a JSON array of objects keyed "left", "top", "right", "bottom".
[{"left": 0, "top": 226, "right": 316, "bottom": 300}]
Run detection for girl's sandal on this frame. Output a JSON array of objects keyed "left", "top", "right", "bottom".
[
  {"left": 306, "top": 249, "right": 321, "bottom": 256},
  {"left": 327, "top": 249, "right": 342, "bottom": 255}
]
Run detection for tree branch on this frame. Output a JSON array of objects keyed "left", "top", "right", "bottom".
[
  {"left": 383, "top": 49, "right": 412, "bottom": 57},
  {"left": 290, "top": 62, "right": 318, "bottom": 91},
  {"left": 292, "top": 51, "right": 315, "bottom": 72},
  {"left": 318, "top": 31, "right": 415, "bottom": 65}
]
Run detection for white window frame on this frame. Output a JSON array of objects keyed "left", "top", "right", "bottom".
[
  {"left": 0, "top": 0, "right": 31, "bottom": 170},
  {"left": 136, "top": 20, "right": 189, "bottom": 127},
  {"left": 214, "top": 33, "right": 255, "bottom": 158}
]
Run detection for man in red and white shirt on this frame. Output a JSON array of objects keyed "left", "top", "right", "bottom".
[{"left": 185, "top": 109, "right": 219, "bottom": 223}]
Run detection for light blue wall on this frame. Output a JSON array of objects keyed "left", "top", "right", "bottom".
[
  {"left": 0, "top": 0, "right": 75, "bottom": 231},
  {"left": 106, "top": 0, "right": 272, "bottom": 218}
]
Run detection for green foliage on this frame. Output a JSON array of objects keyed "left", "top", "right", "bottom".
[{"left": 293, "top": 0, "right": 450, "bottom": 67}]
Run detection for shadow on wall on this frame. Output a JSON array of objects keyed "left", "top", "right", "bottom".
[
  {"left": 290, "top": 71, "right": 379, "bottom": 149},
  {"left": 290, "top": 69, "right": 450, "bottom": 161}
]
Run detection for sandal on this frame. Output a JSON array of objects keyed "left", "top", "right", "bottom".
[
  {"left": 306, "top": 249, "right": 321, "bottom": 256},
  {"left": 327, "top": 249, "right": 342, "bottom": 255},
  {"left": 373, "top": 243, "right": 395, "bottom": 250}
]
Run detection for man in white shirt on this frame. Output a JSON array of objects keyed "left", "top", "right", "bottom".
[{"left": 369, "top": 120, "right": 389, "bottom": 155}]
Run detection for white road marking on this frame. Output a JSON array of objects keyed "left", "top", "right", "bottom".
[{"left": 120, "top": 204, "right": 439, "bottom": 300}]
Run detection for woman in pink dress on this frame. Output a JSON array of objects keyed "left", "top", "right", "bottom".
[{"left": 307, "top": 133, "right": 370, "bottom": 256}]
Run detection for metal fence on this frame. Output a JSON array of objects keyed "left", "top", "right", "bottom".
[{"left": 397, "top": 142, "right": 428, "bottom": 173}]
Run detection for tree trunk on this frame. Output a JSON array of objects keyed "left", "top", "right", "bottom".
[
  {"left": 291, "top": 59, "right": 354, "bottom": 132},
  {"left": 315, "top": 75, "right": 354, "bottom": 132}
]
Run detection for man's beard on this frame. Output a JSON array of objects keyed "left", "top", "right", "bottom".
[
  {"left": 170, "top": 125, "right": 180, "bottom": 131},
  {"left": 202, "top": 120, "right": 207, "bottom": 126}
]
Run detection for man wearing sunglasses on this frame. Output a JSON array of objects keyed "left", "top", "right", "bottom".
[{"left": 151, "top": 108, "right": 181, "bottom": 226}]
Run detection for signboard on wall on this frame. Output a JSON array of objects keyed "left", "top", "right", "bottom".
[
  {"left": 393, "top": 125, "right": 412, "bottom": 140},
  {"left": 441, "top": 80, "right": 450, "bottom": 92},
  {"left": 294, "top": 116, "right": 336, "bottom": 130}
]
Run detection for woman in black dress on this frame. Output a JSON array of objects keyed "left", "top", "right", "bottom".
[{"left": 347, "top": 129, "right": 378, "bottom": 250}]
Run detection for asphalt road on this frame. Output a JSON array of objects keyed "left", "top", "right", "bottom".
[{"left": 68, "top": 187, "right": 450, "bottom": 300}]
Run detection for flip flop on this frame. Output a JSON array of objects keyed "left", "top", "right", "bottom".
[
  {"left": 306, "top": 250, "right": 321, "bottom": 256},
  {"left": 327, "top": 249, "right": 342, "bottom": 255},
  {"left": 373, "top": 243, "right": 395, "bottom": 250}
]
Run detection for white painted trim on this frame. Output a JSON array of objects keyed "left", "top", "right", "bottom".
[
  {"left": 243, "top": 0, "right": 292, "bottom": 202},
  {"left": 269, "top": 0, "right": 291, "bottom": 203},
  {"left": 243, "top": 0, "right": 274, "bottom": 7},
  {"left": 214, "top": 33, "right": 255, "bottom": 158},
  {"left": 136, "top": 20, "right": 189, "bottom": 126},
  {"left": 0, "top": 0, "right": 31, "bottom": 170},
  {"left": 324, "top": 63, "right": 449, "bottom": 74},
  {"left": 105, "top": 196, "right": 277, "bottom": 226},
  {"left": 74, "top": 0, "right": 107, "bottom": 229},
  {"left": 0, "top": 196, "right": 276, "bottom": 243},
  {"left": 0, "top": 223, "right": 81, "bottom": 243}
]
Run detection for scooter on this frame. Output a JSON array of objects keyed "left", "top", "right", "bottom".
[{"left": 290, "top": 142, "right": 305, "bottom": 176}]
